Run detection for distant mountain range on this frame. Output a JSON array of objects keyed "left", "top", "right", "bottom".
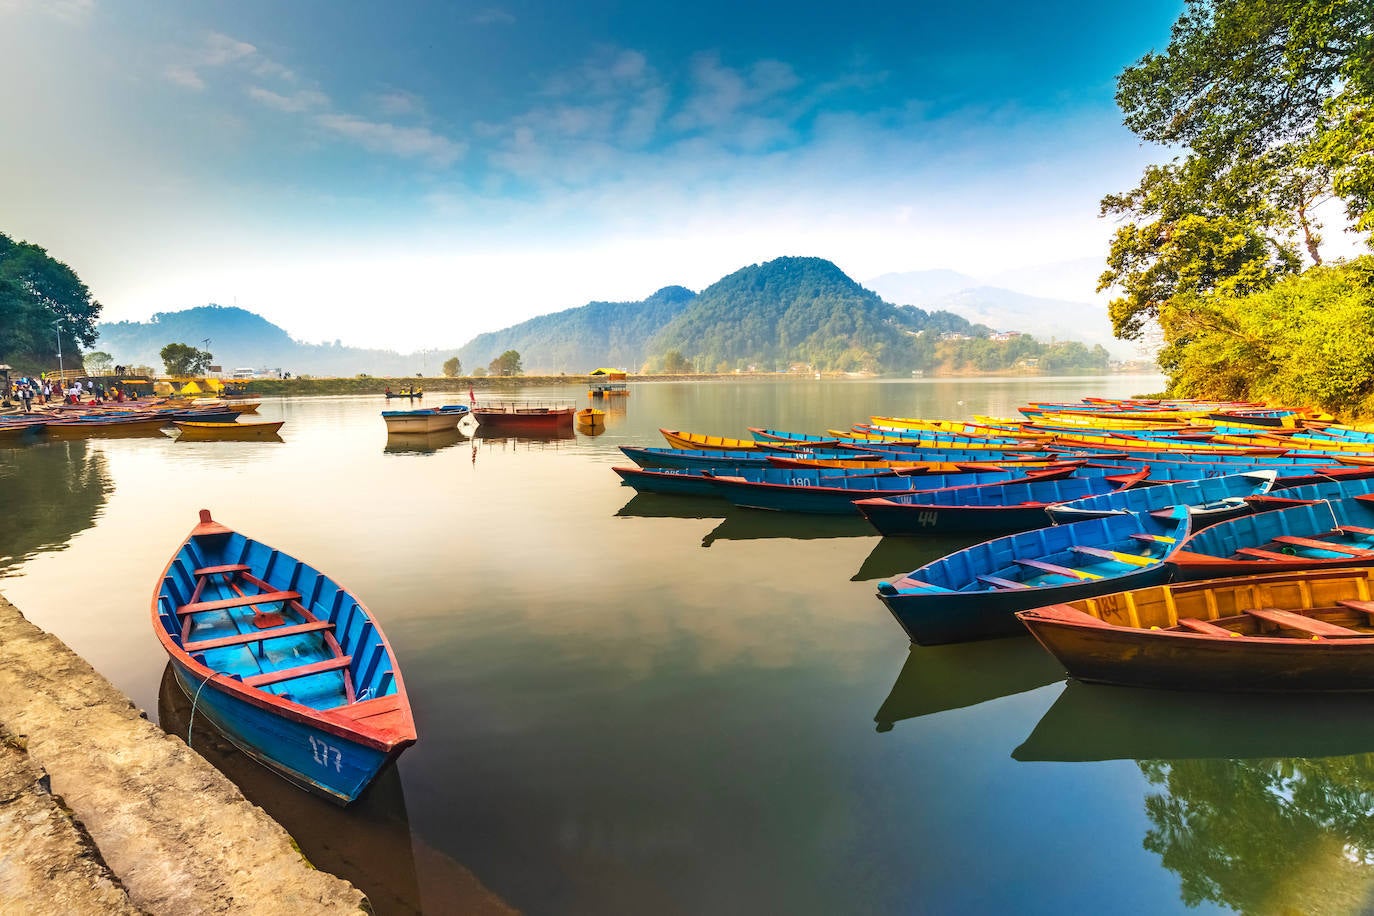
[
  {"left": 864, "top": 268, "right": 1133, "bottom": 359},
  {"left": 94, "top": 257, "right": 1134, "bottom": 376}
]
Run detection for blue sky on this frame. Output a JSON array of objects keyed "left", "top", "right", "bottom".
[{"left": 0, "top": 0, "right": 1184, "bottom": 350}]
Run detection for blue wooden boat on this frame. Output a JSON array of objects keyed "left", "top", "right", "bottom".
[
  {"left": 437, "top": 404, "right": 471, "bottom": 416},
  {"left": 152, "top": 510, "right": 416, "bottom": 804},
  {"left": 1171, "top": 495, "right": 1374, "bottom": 580},
  {"left": 703, "top": 466, "right": 1084, "bottom": 516},
  {"left": 1247, "top": 474, "right": 1374, "bottom": 510},
  {"left": 620, "top": 446, "right": 840, "bottom": 470},
  {"left": 853, "top": 468, "right": 1151, "bottom": 535},
  {"left": 1046, "top": 471, "right": 1276, "bottom": 525},
  {"left": 875, "top": 510, "right": 1190, "bottom": 644},
  {"left": 613, "top": 465, "right": 1040, "bottom": 499}
]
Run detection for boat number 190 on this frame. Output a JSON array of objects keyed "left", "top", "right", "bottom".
[{"left": 308, "top": 735, "right": 343, "bottom": 772}]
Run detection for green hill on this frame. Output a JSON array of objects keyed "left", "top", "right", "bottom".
[
  {"left": 456, "top": 285, "right": 696, "bottom": 374},
  {"left": 644, "top": 257, "right": 990, "bottom": 373}
]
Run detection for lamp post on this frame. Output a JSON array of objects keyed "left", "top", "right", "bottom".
[{"left": 54, "top": 320, "right": 64, "bottom": 380}]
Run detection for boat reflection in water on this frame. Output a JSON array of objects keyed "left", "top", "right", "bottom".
[
  {"left": 614, "top": 493, "right": 727, "bottom": 521},
  {"left": 159, "top": 664, "right": 518, "bottom": 914},
  {"left": 1016, "top": 683, "right": 1374, "bottom": 914},
  {"left": 852, "top": 534, "right": 988, "bottom": 582},
  {"left": 701, "top": 509, "right": 873, "bottom": 547},
  {"left": 158, "top": 664, "right": 421, "bottom": 911},
  {"left": 1013, "top": 682, "right": 1374, "bottom": 762},
  {"left": 874, "top": 640, "right": 1064, "bottom": 732},
  {"left": 383, "top": 426, "right": 469, "bottom": 455}
]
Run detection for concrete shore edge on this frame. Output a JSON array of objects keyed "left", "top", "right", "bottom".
[{"left": 0, "top": 591, "right": 367, "bottom": 913}]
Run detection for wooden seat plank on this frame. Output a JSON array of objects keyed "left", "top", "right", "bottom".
[
  {"left": 1070, "top": 545, "right": 1153, "bottom": 566},
  {"left": 1244, "top": 606, "right": 1367, "bottom": 638},
  {"left": 1270, "top": 535, "right": 1374, "bottom": 556},
  {"left": 1014, "top": 558, "right": 1100, "bottom": 580},
  {"left": 185, "top": 620, "right": 331, "bottom": 653},
  {"left": 976, "top": 574, "right": 1031, "bottom": 590},
  {"left": 1337, "top": 598, "right": 1374, "bottom": 617},
  {"left": 1335, "top": 525, "right": 1374, "bottom": 536},
  {"left": 1176, "top": 617, "right": 1240, "bottom": 637},
  {"left": 178, "top": 590, "right": 300, "bottom": 616},
  {"left": 1129, "top": 533, "right": 1176, "bottom": 544},
  {"left": 242, "top": 655, "right": 352, "bottom": 688},
  {"left": 193, "top": 563, "right": 250, "bottom": 577},
  {"left": 1234, "top": 546, "right": 1298, "bottom": 560}
]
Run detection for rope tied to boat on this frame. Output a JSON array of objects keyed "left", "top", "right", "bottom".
[
  {"left": 187, "top": 669, "right": 217, "bottom": 748},
  {"left": 1322, "top": 498, "right": 1343, "bottom": 534}
]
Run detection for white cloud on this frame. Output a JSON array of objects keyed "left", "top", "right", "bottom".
[
  {"left": 248, "top": 86, "right": 329, "bottom": 112},
  {"left": 0, "top": 0, "right": 94, "bottom": 24},
  {"left": 315, "top": 113, "right": 466, "bottom": 166},
  {"left": 373, "top": 90, "right": 425, "bottom": 117},
  {"left": 201, "top": 31, "right": 256, "bottom": 67},
  {"left": 672, "top": 54, "right": 800, "bottom": 131},
  {"left": 163, "top": 64, "right": 205, "bottom": 91}
]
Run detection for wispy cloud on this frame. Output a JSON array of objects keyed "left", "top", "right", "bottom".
[
  {"left": 372, "top": 90, "right": 426, "bottom": 117},
  {"left": 0, "top": 0, "right": 95, "bottom": 24},
  {"left": 672, "top": 54, "right": 800, "bottom": 132},
  {"left": 164, "top": 31, "right": 292, "bottom": 92},
  {"left": 248, "top": 86, "right": 329, "bottom": 112},
  {"left": 163, "top": 64, "right": 206, "bottom": 91},
  {"left": 315, "top": 114, "right": 466, "bottom": 167}
]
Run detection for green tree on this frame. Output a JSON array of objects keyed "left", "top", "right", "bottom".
[
  {"left": 442, "top": 356, "right": 462, "bottom": 377},
  {"left": 84, "top": 350, "right": 113, "bottom": 375},
  {"left": 660, "top": 349, "right": 692, "bottom": 373},
  {"left": 160, "top": 342, "right": 213, "bottom": 376},
  {"left": 1101, "top": 0, "right": 1374, "bottom": 342},
  {"left": 0, "top": 232, "right": 103, "bottom": 370},
  {"left": 488, "top": 349, "right": 522, "bottom": 376}
]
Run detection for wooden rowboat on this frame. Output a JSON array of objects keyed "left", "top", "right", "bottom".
[
  {"left": 473, "top": 403, "right": 576, "bottom": 429},
  {"left": 152, "top": 510, "right": 415, "bottom": 804},
  {"left": 1017, "top": 568, "right": 1374, "bottom": 692},
  {"left": 576, "top": 408, "right": 605, "bottom": 429},
  {"left": 875, "top": 510, "right": 1189, "bottom": 645},
  {"left": 381, "top": 409, "right": 461, "bottom": 434},
  {"left": 172, "top": 420, "right": 285, "bottom": 440}
]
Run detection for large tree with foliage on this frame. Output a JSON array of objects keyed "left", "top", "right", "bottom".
[
  {"left": 1100, "top": 0, "right": 1374, "bottom": 343},
  {"left": 0, "top": 232, "right": 103, "bottom": 370},
  {"left": 160, "top": 342, "right": 214, "bottom": 376},
  {"left": 488, "top": 349, "right": 522, "bottom": 376},
  {"left": 442, "top": 356, "right": 462, "bottom": 377}
]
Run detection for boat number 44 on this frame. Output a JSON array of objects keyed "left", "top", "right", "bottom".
[
  {"left": 308, "top": 735, "right": 343, "bottom": 772},
  {"left": 917, "top": 511, "right": 939, "bottom": 527}
]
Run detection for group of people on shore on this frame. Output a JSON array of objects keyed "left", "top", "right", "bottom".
[{"left": 7, "top": 377, "right": 140, "bottom": 412}]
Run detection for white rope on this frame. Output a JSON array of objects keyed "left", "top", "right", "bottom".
[{"left": 186, "top": 670, "right": 216, "bottom": 747}]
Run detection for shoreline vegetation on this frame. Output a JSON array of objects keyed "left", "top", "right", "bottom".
[{"left": 241, "top": 368, "right": 1163, "bottom": 398}]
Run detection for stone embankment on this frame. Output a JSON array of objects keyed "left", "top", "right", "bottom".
[{"left": 0, "top": 591, "right": 367, "bottom": 914}]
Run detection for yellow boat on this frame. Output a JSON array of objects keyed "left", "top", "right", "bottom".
[
  {"left": 828, "top": 430, "right": 1047, "bottom": 450},
  {"left": 660, "top": 428, "right": 761, "bottom": 450},
  {"left": 576, "top": 408, "right": 605, "bottom": 429},
  {"left": 866, "top": 417, "right": 1046, "bottom": 438},
  {"left": 1045, "top": 431, "right": 1286, "bottom": 454},
  {"left": 172, "top": 420, "right": 284, "bottom": 440}
]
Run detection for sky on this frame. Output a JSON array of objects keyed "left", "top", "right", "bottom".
[{"left": 0, "top": 0, "right": 1190, "bottom": 351}]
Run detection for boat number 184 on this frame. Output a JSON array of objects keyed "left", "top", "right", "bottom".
[{"left": 308, "top": 735, "right": 343, "bottom": 772}]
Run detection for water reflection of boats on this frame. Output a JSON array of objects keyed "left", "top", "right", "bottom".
[
  {"left": 874, "top": 641, "right": 1064, "bottom": 732},
  {"left": 384, "top": 427, "right": 469, "bottom": 454},
  {"left": 852, "top": 534, "right": 988, "bottom": 582},
  {"left": 701, "top": 510, "right": 873, "bottom": 546},
  {"left": 475, "top": 428, "right": 576, "bottom": 445},
  {"left": 1013, "top": 681, "right": 1374, "bottom": 762},
  {"left": 157, "top": 662, "right": 422, "bottom": 913},
  {"left": 614, "top": 493, "right": 726, "bottom": 520}
]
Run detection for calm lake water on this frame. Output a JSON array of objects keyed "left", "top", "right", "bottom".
[{"left": 7, "top": 376, "right": 1374, "bottom": 915}]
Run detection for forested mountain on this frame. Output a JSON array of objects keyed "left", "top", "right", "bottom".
[
  {"left": 644, "top": 257, "right": 990, "bottom": 373},
  {"left": 95, "top": 306, "right": 443, "bottom": 376},
  {"left": 457, "top": 285, "right": 695, "bottom": 373}
]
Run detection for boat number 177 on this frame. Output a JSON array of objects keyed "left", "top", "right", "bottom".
[{"left": 308, "top": 735, "right": 343, "bottom": 772}]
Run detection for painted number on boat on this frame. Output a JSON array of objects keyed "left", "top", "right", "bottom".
[
  {"left": 791, "top": 478, "right": 813, "bottom": 487},
  {"left": 917, "top": 512, "right": 939, "bottom": 527},
  {"left": 309, "top": 735, "right": 343, "bottom": 772}
]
